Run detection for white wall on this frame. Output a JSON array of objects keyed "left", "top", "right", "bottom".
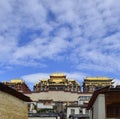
[
  {"left": 26, "top": 92, "right": 92, "bottom": 102},
  {"left": 67, "top": 107, "right": 81, "bottom": 118},
  {"left": 37, "top": 103, "right": 53, "bottom": 109},
  {"left": 90, "top": 94, "right": 105, "bottom": 119}
]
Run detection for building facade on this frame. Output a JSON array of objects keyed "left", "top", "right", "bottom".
[
  {"left": 26, "top": 90, "right": 92, "bottom": 113},
  {"left": 83, "top": 77, "right": 113, "bottom": 93},
  {"left": 66, "top": 95, "right": 91, "bottom": 119},
  {"left": 3, "top": 79, "right": 31, "bottom": 94},
  {"left": 87, "top": 86, "right": 120, "bottom": 119},
  {"left": 67, "top": 105, "right": 82, "bottom": 118},
  {"left": 34, "top": 73, "right": 81, "bottom": 92},
  {"left": 0, "top": 83, "right": 31, "bottom": 119}
]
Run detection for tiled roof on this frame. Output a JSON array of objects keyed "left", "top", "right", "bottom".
[
  {"left": 87, "top": 86, "right": 120, "bottom": 109},
  {"left": 85, "top": 77, "right": 112, "bottom": 80},
  {"left": 0, "top": 83, "right": 31, "bottom": 102}
]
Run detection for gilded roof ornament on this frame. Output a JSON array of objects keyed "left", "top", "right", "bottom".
[
  {"left": 50, "top": 73, "right": 65, "bottom": 76},
  {"left": 85, "top": 77, "right": 112, "bottom": 80},
  {"left": 10, "top": 79, "right": 24, "bottom": 83}
]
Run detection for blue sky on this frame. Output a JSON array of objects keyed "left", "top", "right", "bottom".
[{"left": 0, "top": 0, "right": 120, "bottom": 90}]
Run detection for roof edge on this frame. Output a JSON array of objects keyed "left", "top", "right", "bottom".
[{"left": 0, "top": 83, "right": 32, "bottom": 102}]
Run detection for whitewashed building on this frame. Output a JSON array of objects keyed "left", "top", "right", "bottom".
[
  {"left": 67, "top": 105, "right": 82, "bottom": 118},
  {"left": 87, "top": 86, "right": 120, "bottom": 119},
  {"left": 67, "top": 94, "right": 92, "bottom": 118}
]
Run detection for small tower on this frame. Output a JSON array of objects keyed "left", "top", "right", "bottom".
[
  {"left": 83, "top": 77, "right": 113, "bottom": 92},
  {"left": 34, "top": 73, "right": 81, "bottom": 92},
  {"left": 3, "top": 79, "right": 31, "bottom": 94}
]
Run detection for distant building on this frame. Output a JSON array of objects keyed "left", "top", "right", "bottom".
[
  {"left": 78, "top": 95, "right": 91, "bottom": 105},
  {"left": 37, "top": 99, "right": 53, "bottom": 109},
  {"left": 34, "top": 73, "right": 81, "bottom": 92},
  {"left": 67, "top": 105, "right": 90, "bottom": 119},
  {"left": 66, "top": 95, "right": 91, "bottom": 119},
  {"left": 83, "top": 77, "right": 113, "bottom": 92},
  {"left": 78, "top": 95, "right": 91, "bottom": 115},
  {"left": 87, "top": 86, "right": 120, "bottom": 119},
  {"left": 26, "top": 73, "right": 92, "bottom": 113},
  {"left": 67, "top": 105, "right": 82, "bottom": 118},
  {"left": 26, "top": 90, "right": 92, "bottom": 113},
  {"left": 0, "top": 83, "right": 31, "bottom": 119},
  {"left": 3, "top": 79, "right": 31, "bottom": 94}
]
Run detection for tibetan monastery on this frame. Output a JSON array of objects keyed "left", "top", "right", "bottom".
[
  {"left": 83, "top": 77, "right": 113, "bottom": 92},
  {"left": 34, "top": 73, "right": 81, "bottom": 92},
  {"left": 3, "top": 79, "right": 31, "bottom": 94}
]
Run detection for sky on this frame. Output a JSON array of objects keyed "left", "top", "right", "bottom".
[{"left": 0, "top": 0, "right": 120, "bottom": 90}]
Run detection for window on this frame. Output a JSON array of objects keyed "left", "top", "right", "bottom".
[
  {"left": 79, "top": 109, "right": 82, "bottom": 114},
  {"left": 71, "top": 109, "right": 75, "bottom": 115},
  {"left": 85, "top": 109, "right": 89, "bottom": 114},
  {"left": 79, "top": 96, "right": 91, "bottom": 101}
]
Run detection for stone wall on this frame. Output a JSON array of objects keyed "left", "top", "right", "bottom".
[
  {"left": 26, "top": 91, "right": 92, "bottom": 102},
  {"left": 0, "top": 91, "right": 28, "bottom": 119}
]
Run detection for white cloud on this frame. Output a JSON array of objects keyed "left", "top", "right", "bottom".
[
  {"left": 12, "top": 37, "right": 69, "bottom": 64},
  {"left": 0, "top": 0, "right": 120, "bottom": 75},
  {"left": 113, "top": 79, "right": 120, "bottom": 87},
  {"left": 65, "top": 72, "right": 87, "bottom": 83},
  {"left": 22, "top": 73, "right": 50, "bottom": 84}
]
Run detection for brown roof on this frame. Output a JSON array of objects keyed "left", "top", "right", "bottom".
[
  {"left": 87, "top": 86, "right": 109, "bottom": 109},
  {"left": 0, "top": 83, "right": 31, "bottom": 102},
  {"left": 87, "top": 86, "right": 120, "bottom": 109}
]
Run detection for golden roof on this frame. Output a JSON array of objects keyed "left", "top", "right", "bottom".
[
  {"left": 85, "top": 77, "right": 111, "bottom": 80},
  {"left": 41, "top": 79, "right": 48, "bottom": 81},
  {"left": 50, "top": 73, "right": 65, "bottom": 77},
  {"left": 10, "top": 79, "right": 24, "bottom": 83},
  {"left": 69, "top": 79, "right": 75, "bottom": 81}
]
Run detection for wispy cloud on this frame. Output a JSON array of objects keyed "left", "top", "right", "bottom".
[
  {"left": 22, "top": 73, "right": 50, "bottom": 84},
  {"left": 0, "top": 0, "right": 120, "bottom": 75}
]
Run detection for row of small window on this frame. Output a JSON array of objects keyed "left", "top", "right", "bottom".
[
  {"left": 78, "top": 96, "right": 91, "bottom": 101},
  {"left": 71, "top": 109, "right": 89, "bottom": 115}
]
